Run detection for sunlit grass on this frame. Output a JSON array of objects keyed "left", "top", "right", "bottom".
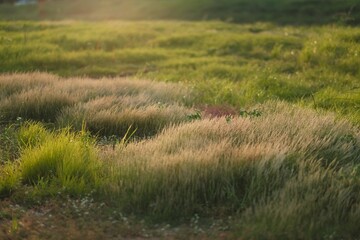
[
  {"left": 0, "top": 73, "right": 193, "bottom": 136},
  {"left": 0, "top": 12, "right": 359, "bottom": 238},
  {"left": 0, "top": 21, "right": 359, "bottom": 124},
  {"left": 0, "top": 102, "right": 359, "bottom": 238},
  {"left": 0, "top": 72, "right": 358, "bottom": 238}
]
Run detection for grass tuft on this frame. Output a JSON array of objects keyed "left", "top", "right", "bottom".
[{"left": 19, "top": 128, "right": 101, "bottom": 195}]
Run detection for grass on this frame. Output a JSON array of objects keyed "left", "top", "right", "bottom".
[
  {"left": 0, "top": 21, "right": 359, "bottom": 125},
  {"left": 20, "top": 127, "right": 101, "bottom": 196},
  {"left": 104, "top": 102, "right": 359, "bottom": 219},
  {"left": 0, "top": 0, "right": 359, "bottom": 25},
  {"left": 0, "top": 73, "right": 193, "bottom": 137},
  {"left": 0, "top": 1, "right": 359, "bottom": 238},
  {"left": 1, "top": 102, "right": 359, "bottom": 238}
]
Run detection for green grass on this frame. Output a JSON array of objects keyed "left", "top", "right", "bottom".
[
  {"left": 0, "top": 21, "right": 359, "bottom": 124},
  {"left": 20, "top": 128, "right": 101, "bottom": 195},
  {"left": 0, "top": 2, "right": 359, "bottom": 237}
]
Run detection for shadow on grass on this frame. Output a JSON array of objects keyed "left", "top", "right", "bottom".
[{"left": 0, "top": 0, "right": 359, "bottom": 25}]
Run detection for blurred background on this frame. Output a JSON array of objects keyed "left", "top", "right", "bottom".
[{"left": 0, "top": 0, "right": 359, "bottom": 25}]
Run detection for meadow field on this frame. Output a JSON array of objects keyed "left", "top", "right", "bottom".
[{"left": 0, "top": 0, "right": 360, "bottom": 239}]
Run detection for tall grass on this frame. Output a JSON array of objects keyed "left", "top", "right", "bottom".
[
  {"left": 0, "top": 17, "right": 359, "bottom": 238},
  {"left": 58, "top": 103, "right": 192, "bottom": 137},
  {"left": 0, "top": 73, "right": 193, "bottom": 136},
  {"left": 0, "top": 102, "right": 359, "bottom": 237},
  {"left": 236, "top": 166, "right": 360, "bottom": 239},
  {"left": 104, "top": 102, "right": 359, "bottom": 219},
  {"left": 0, "top": 89, "right": 75, "bottom": 122}
]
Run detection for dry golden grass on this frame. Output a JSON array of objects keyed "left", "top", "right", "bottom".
[
  {"left": 101, "top": 102, "right": 359, "bottom": 226},
  {"left": 119, "top": 101, "right": 359, "bottom": 166},
  {"left": 0, "top": 73, "right": 193, "bottom": 135},
  {"left": 0, "top": 73, "right": 359, "bottom": 238}
]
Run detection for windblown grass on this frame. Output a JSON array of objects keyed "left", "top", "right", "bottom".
[
  {"left": 105, "top": 102, "right": 359, "bottom": 218},
  {"left": 0, "top": 73, "right": 193, "bottom": 136},
  {"left": 0, "top": 14, "right": 359, "bottom": 238},
  {"left": 237, "top": 167, "right": 360, "bottom": 239},
  {"left": 1, "top": 102, "right": 359, "bottom": 238}
]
